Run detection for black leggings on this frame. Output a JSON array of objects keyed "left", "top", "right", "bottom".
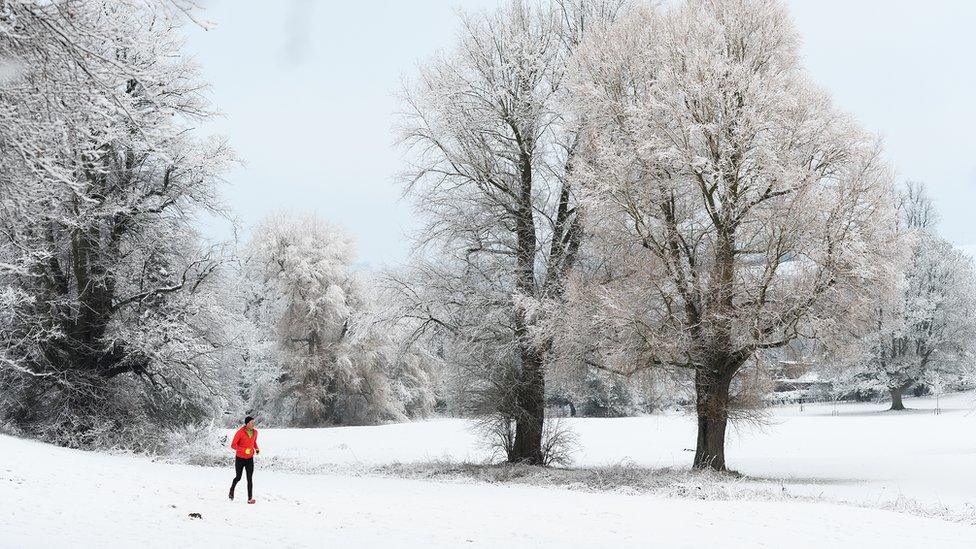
[{"left": 230, "top": 457, "right": 254, "bottom": 499}]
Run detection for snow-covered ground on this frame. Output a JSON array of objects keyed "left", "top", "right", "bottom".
[
  {"left": 264, "top": 390, "right": 976, "bottom": 514},
  {"left": 2, "top": 392, "right": 975, "bottom": 547}
]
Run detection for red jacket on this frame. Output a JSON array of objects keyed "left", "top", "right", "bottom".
[{"left": 231, "top": 427, "right": 259, "bottom": 459}]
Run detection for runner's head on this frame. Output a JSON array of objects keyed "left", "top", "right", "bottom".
[{"left": 244, "top": 415, "right": 255, "bottom": 429}]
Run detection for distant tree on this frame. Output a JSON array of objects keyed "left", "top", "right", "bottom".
[
  {"left": 240, "top": 213, "right": 436, "bottom": 426},
  {"left": 547, "top": 364, "right": 660, "bottom": 417},
  {"left": 844, "top": 183, "right": 976, "bottom": 410}
]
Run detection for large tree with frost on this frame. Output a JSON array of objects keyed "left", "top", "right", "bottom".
[
  {"left": 0, "top": 1, "right": 236, "bottom": 446},
  {"left": 398, "top": 0, "right": 626, "bottom": 464},
  {"left": 567, "top": 0, "right": 897, "bottom": 470}
]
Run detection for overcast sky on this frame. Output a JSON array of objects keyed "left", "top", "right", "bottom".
[{"left": 184, "top": 0, "right": 976, "bottom": 268}]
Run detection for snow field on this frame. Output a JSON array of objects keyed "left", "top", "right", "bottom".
[
  {"left": 260, "top": 391, "right": 976, "bottom": 515},
  {"left": 2, "top": 391, "right": 975, "bottom": 548}
]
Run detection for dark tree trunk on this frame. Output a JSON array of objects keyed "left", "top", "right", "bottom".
[
  {"left": 689, "top": 230, "right": 741, "bottom": 472},
  {"left": 693, "top": 371, "right": 732, "bottom": 471},
  {"left": 889, "top": 386, "right": 906, "bottom": 411},
  {"left": 511, "top": 345, "right": 545, "bottom": 465},
  {"left": 508, "top": 144, "right": 546, "bottom": 466}
]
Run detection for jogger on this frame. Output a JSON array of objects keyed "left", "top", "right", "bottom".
[{"left": 229, "top": 415, "right": 260, "bottom": 503}]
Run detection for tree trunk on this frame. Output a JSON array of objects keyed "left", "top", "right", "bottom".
[
  {"left": 509, "top": 145, "right": 545, "bottom": 465},
  {"left": 889, "top": 386, "right": 906, "bottom": 411},
  {"left": 693, "top": 372, "right": 731, "bottom": 471},
  {"left": 511, "top": 345, "right": 545, "bottom": 465}
]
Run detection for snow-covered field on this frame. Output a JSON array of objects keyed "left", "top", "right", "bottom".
[
  {"left": 3, "top": 392, "right": 975, "bottom": 548},
  {"left": 265, "top": 390, "right": 976, "bottom": 514}
]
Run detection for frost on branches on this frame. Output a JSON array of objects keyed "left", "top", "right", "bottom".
[
  {"left": 564, "top": 0, "right": 899, "bottom": 470},
  {"left": 841, "top": 183, "right": 976, "bottom": 410},
  {"left": 397, "top": 0, "right": 627, "bottom": 464},
  {"left": 237, "top": 214, "right": 437, "bottom": 427},
  {"left": 0, "top": 1, "right": 237, "bottom": 448}
]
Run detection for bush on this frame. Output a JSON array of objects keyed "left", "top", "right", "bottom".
[
  {"left": 0, "top": 371, "right": 227, "bottom": 453},
  {"left": 476, "top": 415, "right": 578, "bottom": 467},
  {"left": 162, "top": 421, "right": 228, "bottom": 466}
]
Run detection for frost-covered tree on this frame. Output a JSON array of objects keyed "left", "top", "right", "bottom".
[
  {"left": 398, "top": 0, "right": 626, "bottom": 465},
  {"left": 240, "top": 213, "right": 436, "bottom": 426},
  {"left": 566, "top": 0, "right": 898, "bottom": 470},
  {"left": 844, "top": 183, "right": 976, "bottom": 410},
  {"left": 0, "top": 1, "right": 237, "bottom": 446}
]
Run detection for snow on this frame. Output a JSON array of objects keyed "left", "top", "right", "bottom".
[
  {"left": 3, "top": 392, "right": 976, "bottom": 547},
  {"left": 259, "top": 391, "right": 976, "bottom": 515}
]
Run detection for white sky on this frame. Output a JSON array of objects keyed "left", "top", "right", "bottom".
[{"left": 184, "top": 0, "right": 976, "bottom": 268}]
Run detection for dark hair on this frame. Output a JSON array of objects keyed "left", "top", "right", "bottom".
[{"left": 244, "top": 416, "right": 254, "bottom": 426}]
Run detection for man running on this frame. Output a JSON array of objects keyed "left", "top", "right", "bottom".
[{"left": 229, "top": 415, "right": 260, "bottom": 504}]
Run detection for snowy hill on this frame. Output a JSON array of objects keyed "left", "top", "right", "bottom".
[{"left": 3, "top": 392, "right": 976, "bottom": 547}]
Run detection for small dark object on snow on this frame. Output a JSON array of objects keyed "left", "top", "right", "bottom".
[{"left": 188, "top": 513, "right": 203, "bottom": 519}]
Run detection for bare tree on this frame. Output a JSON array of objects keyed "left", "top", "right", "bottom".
[{"left": 398, "top": 0, "right": 626, "bottom": 464}]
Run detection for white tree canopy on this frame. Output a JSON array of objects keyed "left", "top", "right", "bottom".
[
  {"left": 841, "top": 183, "right": 976, "bottom": 408},
  {"left": 240, "top": 213, "right": 436, "bottom": 426},
  {"left": 0, "top": 0, "right": 237, "bottom": 447},
  {"left": 563, "top": 0, "right": 900, "bottom": 469}
]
